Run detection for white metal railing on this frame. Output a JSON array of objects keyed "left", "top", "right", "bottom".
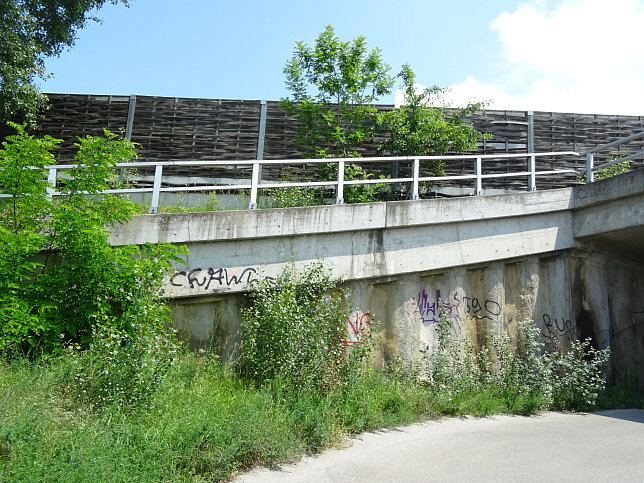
[
  {"left": 584, "top": 130, "right": 644, "bottom": 183},
  {"left": 24, "top": 152, "right": 580, "bottom": 213}
]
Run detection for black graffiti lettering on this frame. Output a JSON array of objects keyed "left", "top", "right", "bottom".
[
  {"left": 171, "top": 265, "right": 274, "bottom": 292},
  {"left": 555, "top": 317, "right": 572, "bottom": 332},
  {"left": 485, "top": 300, "right": 501, "bottom": 316},
  {"left": 204, "top": 267, "right": 226, "bottom": 290},
  {"left": 187, "top": 268, "right": 207, "bottom": 289},
  {"left": 463, "top": 296, "right": 495, "bottom": 321},
  {"left": 169, "top": 270, "right": 186, "bottom": 287},
  {"left": 225, "top": 267, "right": 257, "bottom": 286},
  {"left": 541, "top": 313, "right": 575, "bottom": 346},
  {"left": 471, "top": 297, "right": 482, "bottom": 313}
]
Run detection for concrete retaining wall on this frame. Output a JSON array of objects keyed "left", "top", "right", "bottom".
[
  {"left": 169, "top": 250, "right": 644, "bottom": 384},
  {"left": 109, "top": 169, "right": 644, "bottom": 385}
]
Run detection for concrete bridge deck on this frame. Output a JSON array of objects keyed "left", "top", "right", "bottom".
[{"left": 110, "top": 168, "right": 644, "bottom": 298}]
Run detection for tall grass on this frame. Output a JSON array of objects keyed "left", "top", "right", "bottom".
[
  {"left": 0, "top": 263, "right": 632, "bottom": 482},
  {"left": 0, "top": 352, "right": 438, "bottom": 482}
]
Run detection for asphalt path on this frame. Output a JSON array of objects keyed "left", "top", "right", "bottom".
[{"left": 234, "top": 409, "right": 644, "bottom": 483}]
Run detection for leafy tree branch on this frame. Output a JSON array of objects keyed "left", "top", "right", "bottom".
[{"left": 0, "top": 0, "right": 130, "bottom": 125}]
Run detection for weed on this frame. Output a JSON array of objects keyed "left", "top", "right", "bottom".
[
  {"left": 239, "top": 262, "right": 372, "bottom": 393},
  {"left": 420, "top": 314, "right": 611, "bottom": 414},
  {"left": 579, "top": 151, "right": 630, "bottom": 182}
]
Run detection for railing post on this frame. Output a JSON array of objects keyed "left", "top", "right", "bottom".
[
  {"left": 149, "top": 164, "right": 163, "bottom": 214},
  {"left": 475, "top": 157, "right": 483, "bottom": 195},
  {"left": 46, "top": 167, "right": 57, "bottom": 198},
  {"left": 336, "top": 160, "right": 344, "bottom": 204},
  {"left": 125, "top": 94, "right": 136, "bottom": 141},
  {"left": 411, "top": 158, "right": 420, "bottom": 200},
  {"left": 256, "top": 100, "right": 267, "bottom": 182},
  {"left": 529, "top": 155, "right": 537, "bottom": 191},
  {"left": 249, "top": 162, "right": 260, "bottom": 209},
  {"left": 527, "top": 111, "right": 534, "bottom": 153},
  {"left": 586, "top": 152, "right": 594, "bottom": 183}
]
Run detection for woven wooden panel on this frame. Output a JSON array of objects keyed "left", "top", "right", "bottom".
[
  {"left": 36, "top": 94, "right": 130, "bottom": 163},
  {"left": 27, "top": 94, "right": 643, "bottom": 191}
]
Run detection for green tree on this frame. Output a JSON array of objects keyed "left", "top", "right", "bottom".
[
  {"left": 0, "top": 0, "right": 130, "bottom": 125},
  {"left": 0, "top": 123, "right": 183, "bottom": 355},
  {"left": 377, "top": 64, "right": 487, "bottom": 175},
  {"left": 281, "top": 24, "right": 394, "bottom": 158}
]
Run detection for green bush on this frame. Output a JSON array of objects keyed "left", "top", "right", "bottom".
[
  {"left": 0, "top": 123, "right": 185, "bottom": 356},
  {"left": 579, "top": 151, "right": 630, "bottom": 183},
  {"left": 269, "top": 184, "right": 322, "bottom": 208},
  {"left": 239, "top": 262, "right": 372, "bottom": 393},
  {"left": 422, "top": 315, "right": 610, "bottom": 413}
]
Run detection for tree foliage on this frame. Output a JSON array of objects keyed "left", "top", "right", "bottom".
[
  {"left": 0, "top": 0, "right": 130, "bottom": 124},
  {"left": 281, "top": 24, "right": 394, "bottom": 158},
  {"left": 281, "top": 27, "right": 488, "bottom": 203},
  {"left": 0, "top": 124, "right": 183, "bottom": 355},
  {"left": 378, "top": 64, "right": 487, "bottom": 159}
]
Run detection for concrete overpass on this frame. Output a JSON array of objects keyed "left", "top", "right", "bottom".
[
  {"left": 111, "top": 168, "right": 644, "bottom": 294},
  {"left": 110, "top": 169, "right": 644, "bottom": 380}
]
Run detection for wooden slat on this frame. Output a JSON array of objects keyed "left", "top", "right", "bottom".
[{"left": 25, "top": 94, "right": 643, "bottom": 191}]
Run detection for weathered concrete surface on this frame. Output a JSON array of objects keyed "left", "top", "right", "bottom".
[
  {"left": 348, "top": 251, "right": 644, "bottom": 381},
  {"left": 234, "top": 410, "right": 644, "bottom": 483},
  {"left": 573, "top": 168, "right": 644, "bottom": 258},
  {"left": 108, "top": 169, "right": 644, "bottom": 299},
  {"left": 108, "top": 169, "right": 644, "bottom": 382},
  {"left": 110, "top": 189, "right": 577, "bottom": 298}
]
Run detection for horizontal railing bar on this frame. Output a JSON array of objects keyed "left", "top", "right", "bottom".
[
  {"left": 44, "top": 151, "right": 580, "bottom": 171},
  {"left": 414, "top": 169, "right": 577, "bottom": 183},
  {"left": 593, "top": 150, "right": 644, "bottom": 171},
  {"left": 253, "top": 181, "right": 339, "bottom": 189},
  {"left": 158, "top": 185, "right": 252, "bottom": 192},
  {"left": 586, "top": 130, "right": 644, "bottom": 154}
]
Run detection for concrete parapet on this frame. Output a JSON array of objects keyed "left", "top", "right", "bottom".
[{"left": 108, "top": 170, "right": 644, "bottom": 386}]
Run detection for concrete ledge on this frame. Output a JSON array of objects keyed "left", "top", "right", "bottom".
[
  {"left": 384, "top": 189, "right": 574, "bottom": 228},
  {"left": 574, "top": 193, "right": 644, "bottom": 238},
  {"left": 573, "top": 168, "right": 644, "bottom": 209},
  {"left": 109, "top": 203, "right": 387, "bottom": 245},
  {"left": 110, "top": 188, "right": 576, "bottom": 246},
  {"left": 108, "top": 171, "right": 643, "bottom": 297}
]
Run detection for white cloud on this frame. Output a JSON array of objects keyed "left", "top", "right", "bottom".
[{"left": 437, "top": 0, "right": 644, "bottom": 115}]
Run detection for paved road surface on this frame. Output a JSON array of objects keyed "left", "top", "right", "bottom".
[{"left": 234, "top": 410, "right": 644, "bottom": 482}]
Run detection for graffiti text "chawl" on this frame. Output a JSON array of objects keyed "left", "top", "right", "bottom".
[{"left": 170, "top": 267, "right": 273, "bottom": 292}]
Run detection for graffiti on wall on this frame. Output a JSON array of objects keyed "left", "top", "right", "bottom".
[
  {"left": 341, "top": 312, "right": 373, "bottom": 347},
  {"left": 413, "top": 288, "right": 501, "bottom": 326},
  {"left": 463, "top": 296, "right": 501, "bottom": 321},
  {"left": 168, "top": 266, "right": 275, "bottom": 293},
  {"left": 413, "top": 288, "right": 580, "bottom": 348},
  {"left": 540, "top": 313, "right": 575, "bottom": 348},
  {"left": 594, "top": 309, "right": 644, "bottom": 349}
]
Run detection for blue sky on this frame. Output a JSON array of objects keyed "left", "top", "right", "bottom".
[{"left": 40, "top": 0, "right": 644, "bottom": 115}]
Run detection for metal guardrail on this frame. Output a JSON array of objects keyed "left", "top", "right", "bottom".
[
  {"left": 584, "top": 130, "right": 644, "bottom": 183},
  {"left": 33, "top": 152, "right": 580, "bottom": 213}
]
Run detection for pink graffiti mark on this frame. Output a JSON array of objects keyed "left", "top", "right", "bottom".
[
  {"left": 414, "top": 289, "right": 462, "bottom": 325},
  {"left": 341, "top": 312, "right": 373, "bottom": 347}
]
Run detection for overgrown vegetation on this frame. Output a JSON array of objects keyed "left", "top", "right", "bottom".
[
  {"left": 239, "top": 263, "right": 372, "bottom": 393},
  {"left": 0, "top": 254, "right": 633, "bottom": 481},
  {"left": 0, "top": 123, "right": 184, "bottom": 357},
  {"left": 280, "top": 25, "right": 488, "bottom": 205},
  {"left": 422, "top": 314, "right": 612, "bottom": 415},
  {"left": 579, "top": 151, "right": 630, "bottom": 183}
]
